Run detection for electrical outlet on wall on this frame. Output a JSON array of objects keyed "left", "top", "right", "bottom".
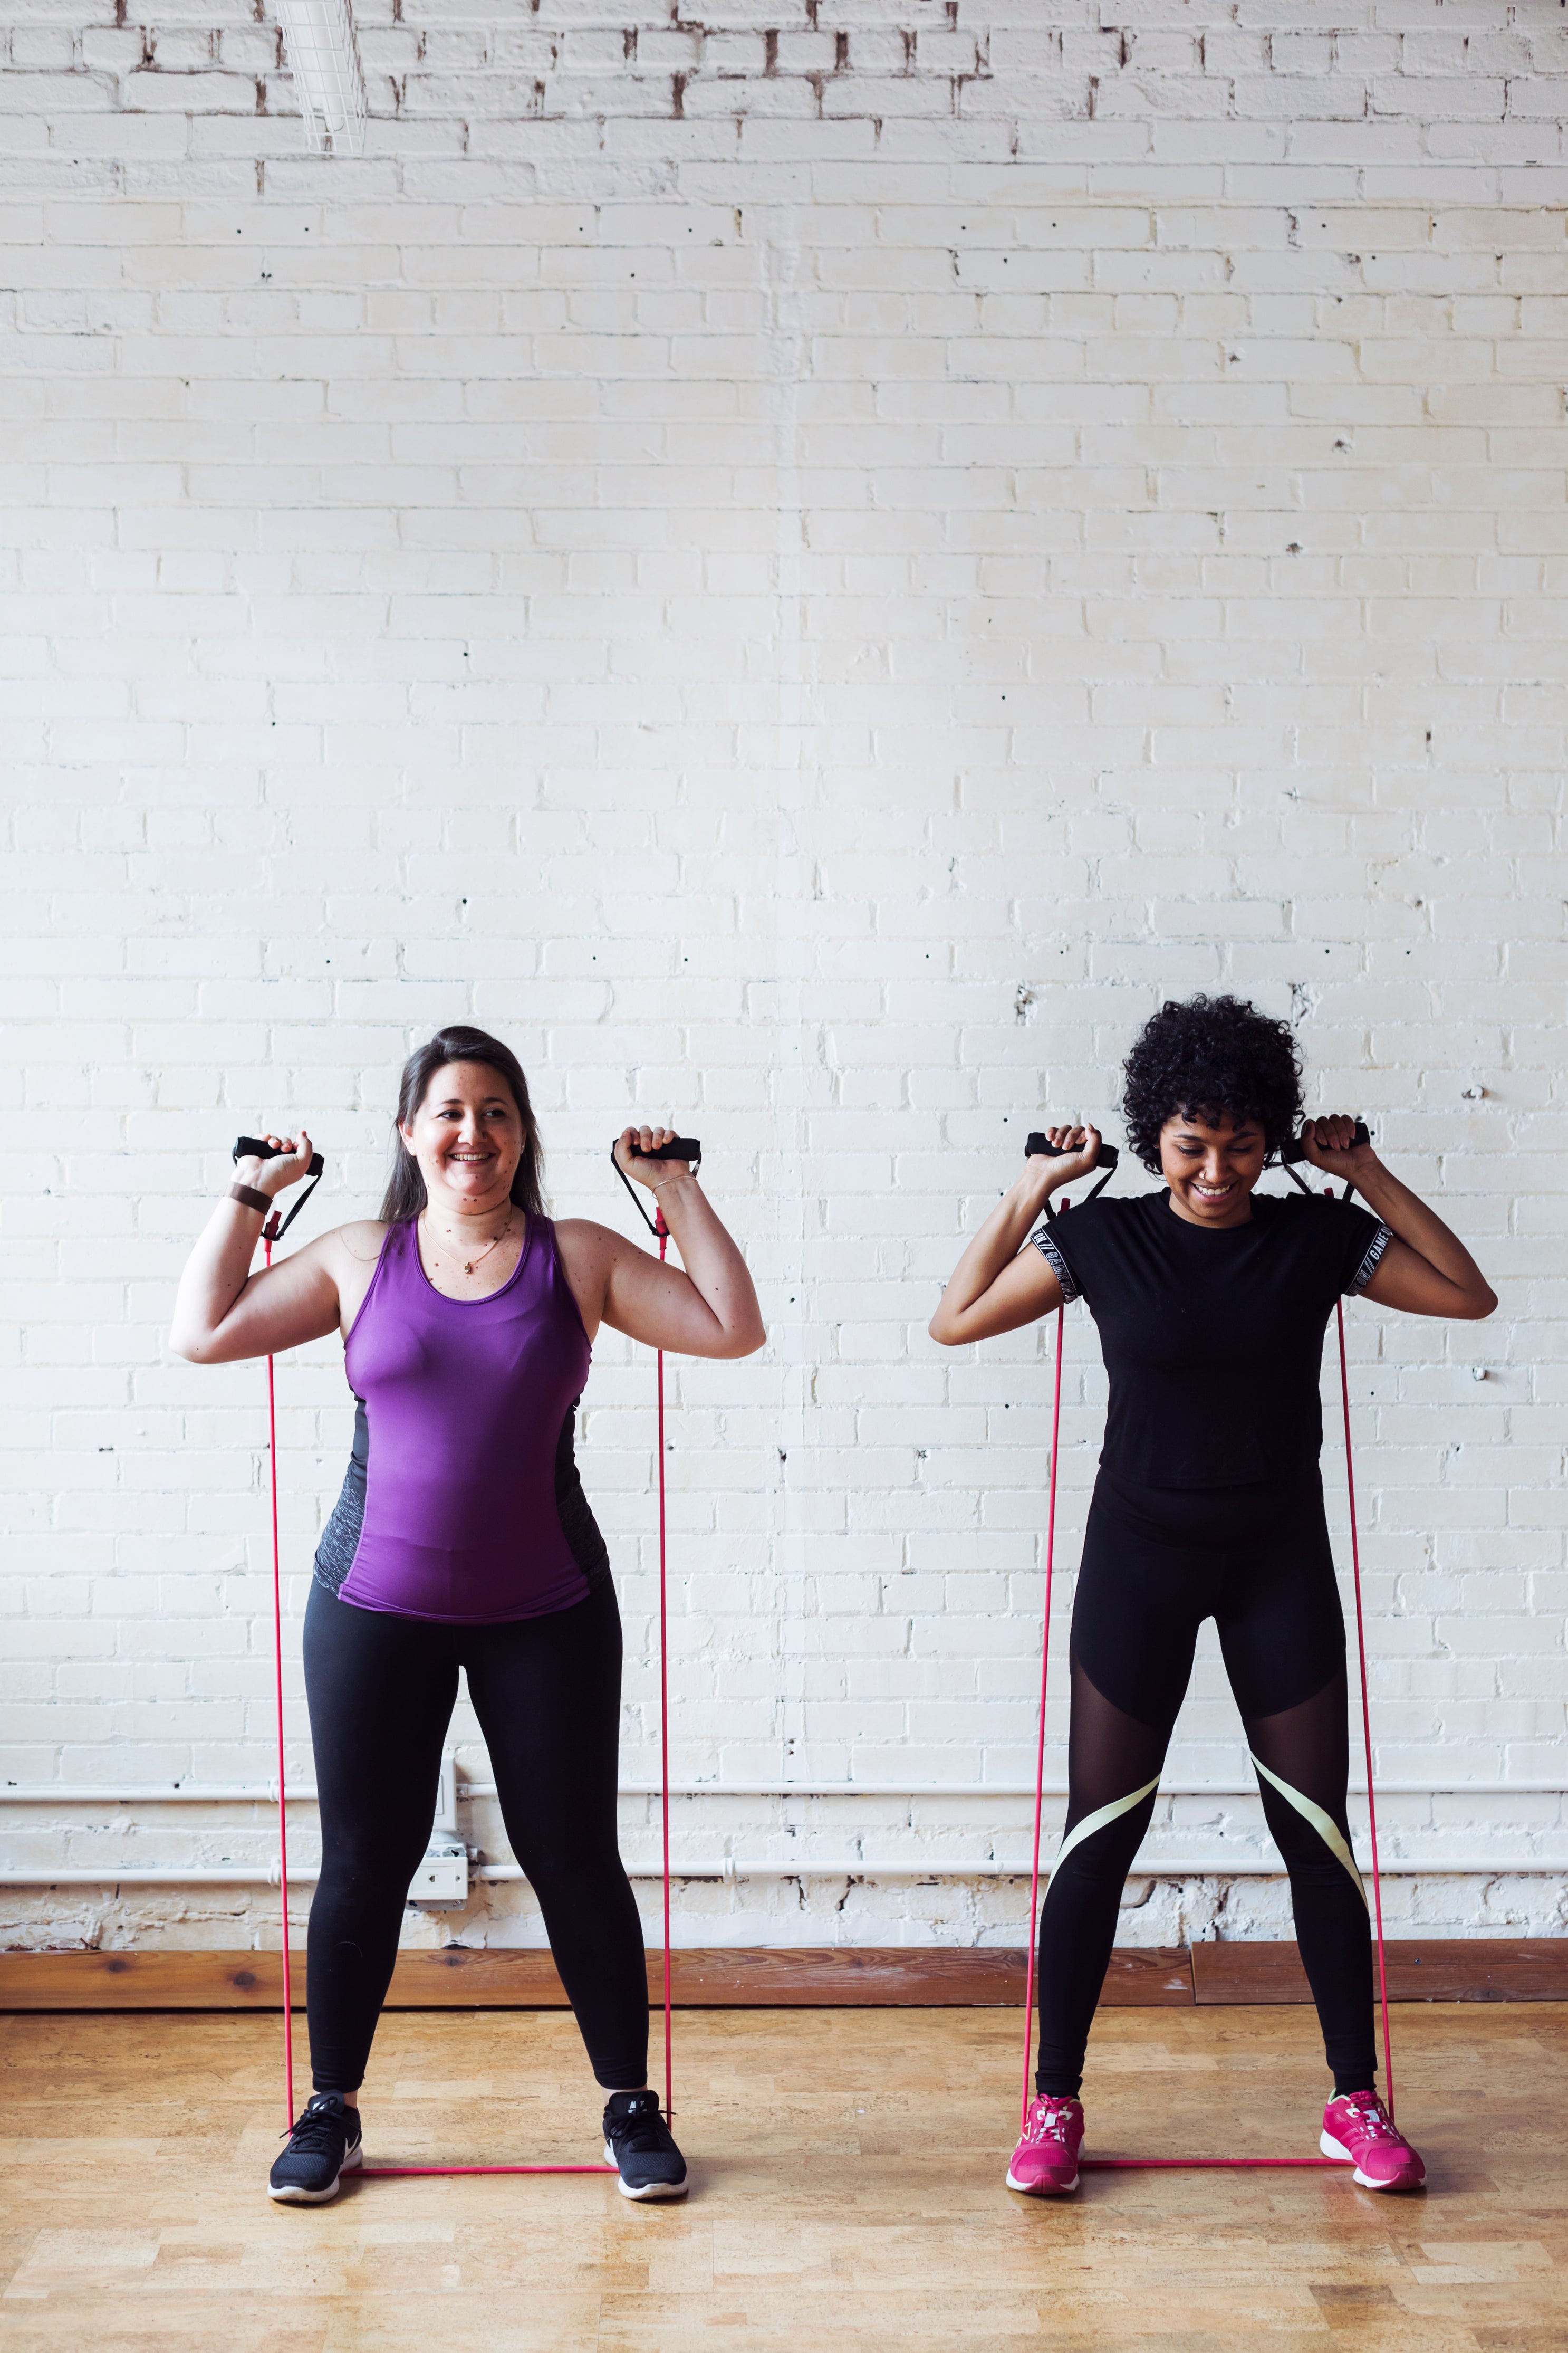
[
  {"left": 409, "top": 1838, "right": 469, "bottom": 1908},
  {"left": 409, "top": 1753, "right": 468, "bottom": 1910}
]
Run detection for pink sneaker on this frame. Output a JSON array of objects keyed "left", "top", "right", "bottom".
[
  {"left": 1006, "top": 2094, "right": 1084, "bottom": 2196},
  {"left": 1320, "top": 2090, "right": 1426, "bottom": 2192}
]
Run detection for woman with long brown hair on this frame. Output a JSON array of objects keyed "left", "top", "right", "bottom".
[{"left": 172, "top": 1025, "right": 765, "bottom": 2205}]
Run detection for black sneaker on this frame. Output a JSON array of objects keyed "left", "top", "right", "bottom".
[
  {"left": 268, "top": 2092, "right": 363, "bottom": 2204},
  {"left": 602, "top": 2090, "right": 688, "bottom": 2202}
]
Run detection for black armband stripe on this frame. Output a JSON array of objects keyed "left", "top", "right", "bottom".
[{"left": 1029, "top": 1225, "right": 1080, "bottom": 1302}]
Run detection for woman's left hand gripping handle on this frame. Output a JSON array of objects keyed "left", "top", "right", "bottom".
[
  {"left": 614, "top": 1126, "right": 694, "bottom": 1193},
  {"left": 1296, "top": 1115, "right": 1374, "bottom": 1182}
]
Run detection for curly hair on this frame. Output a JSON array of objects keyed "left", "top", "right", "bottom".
[{"left": 1121, "top": 994, "right": 1304, "bottom": 1172}]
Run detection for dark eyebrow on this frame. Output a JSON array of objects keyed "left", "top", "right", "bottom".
[
  {"left": 432, "top": 1095, "right": 514, "bottom": 1111},
  {"left": 1171, "top": 1124, "right": 1261, "bottom": 1142}
]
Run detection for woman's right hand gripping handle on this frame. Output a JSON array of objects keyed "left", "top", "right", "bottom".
[
  {"left": 928, "top": 1123, "right": 1102, "bottom": 1347},
  {"left": 170, "top": 1129, "right": 342, "bottom": 1366}
]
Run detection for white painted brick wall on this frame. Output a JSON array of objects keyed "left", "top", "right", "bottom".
[{"left": 0, "top": 1, "right": 1564, "bottom": 1956}]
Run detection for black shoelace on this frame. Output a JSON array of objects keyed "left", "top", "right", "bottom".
[
  {"left": 282, "top": 2100, "right": 351, "bottom": 2154},
  {"left": 608, "top": 2100, "right": 674, "bottom": 2155}
]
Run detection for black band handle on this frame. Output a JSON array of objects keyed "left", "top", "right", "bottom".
[
  {"left": 234, "top": 1135, "right": 325, "bottom": 1178},
  {"left": 1280, "top": 1121, "right": 1370, "bottom": 1166},
  {"left": 1025, "top": 1131, "right": 1119, "bottom": 1218},
  {"left": 628, "top": 1137, "right": 701, "bottom": 1164},
  {"left": 232, "top": 1135, "right": 325, "bottom": 1242},
  {"left": 1280, "top": 1120, "right": 1372, "bottom": 1206},
  {"left": 611, "top": 1134, "right": 703, "bottom": 1236},
  {"left": 1026, "top": 1132, "right": 1119, "bottom": 1171}
]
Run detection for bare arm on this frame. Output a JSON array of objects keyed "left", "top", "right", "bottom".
[
  {"left": 929, "top": 1125, "right": 1102, "bottom": 1346},
  {"left": 556, "top": 1127, "right": 766, "bottom": 1360},
  {"left": 169, "top": 1132, "right": 349, "bottom": 1363},
  {"left": 1299, "top": 1117, "right": 1497, "bottom": 1322}
]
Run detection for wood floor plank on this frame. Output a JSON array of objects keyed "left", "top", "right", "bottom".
[
  {"left": 0, "top": 1949, "right": 292, "bottom": 2010},
  {"left": 0, "top": 1945, "right": 1196, "bottom": 2011},
  {"left": 1191, "top": 1938, "right": 1568, "bottom": 2005},
  {"left": 1, "top": 2003, "right": 1563, "bottom": 2350},
  {"left": 7, "top": 1938, "right": 1564, "bottom": 2020}
]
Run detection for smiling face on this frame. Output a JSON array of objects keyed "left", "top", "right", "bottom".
[
  {"left": 399, "top": 1060, "right": 526, "bottom": 1221},
  {"left": 1158, "top": 1109, "right": 1268, "bottom": 1228}
]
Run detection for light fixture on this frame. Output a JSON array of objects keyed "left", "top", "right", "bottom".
[{"left": 273, "top": 0, "right": 367, "bottom": 157}]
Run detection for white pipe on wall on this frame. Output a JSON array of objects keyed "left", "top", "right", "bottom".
[
  {"left": 3, "top": 1855, "right": 1563, "bottom": 1887},
  {"left": 474, "top": 1855, "right": 1566, "bottom": 1882},
  {"left": 0, "top": 1867, "right": 300, "bottom": 1887},
  {"left": 4, "top": 1780, "right": 1562, "bottom": 1804}
]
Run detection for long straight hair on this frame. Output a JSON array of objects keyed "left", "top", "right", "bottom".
[{"left": 379, "top": 1025, "right": 546, "bottom": 1224}]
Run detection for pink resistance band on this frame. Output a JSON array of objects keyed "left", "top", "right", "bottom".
[
  {"left": 1018, "top": 1206, "right": 1396, "bottom": 2170},
  {"left": 262, "top": 1215, "right": 677, "bottom": 2178}
]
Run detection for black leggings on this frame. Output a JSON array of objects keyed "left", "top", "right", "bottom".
[
  {"left": 302, "top": 1577, "right": 649, "bottom": 2096},
  {"left": 1035, "top": 1468, "right": 1377, "bottom": 2101}
]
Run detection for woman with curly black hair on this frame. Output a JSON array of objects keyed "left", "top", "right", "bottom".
[{"left": 932, "top": 993, "right": 1495, "bottom": 2198}]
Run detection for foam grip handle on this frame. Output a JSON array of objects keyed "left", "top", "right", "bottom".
[
  {"left": 628, "top": 1137, "right": 701, "bottom": 1163},
  {"left": 1025, "top": 1133, "right": 1119, "bottom": 1170},
  {"left": 1281, "top": 1120, "right": 1370, "bottom": 1165},
  {"left": 233, "top": 1135, "right": 326, "bottom": 1178}
]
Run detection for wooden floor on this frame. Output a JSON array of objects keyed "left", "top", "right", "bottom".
[{"left": 2, "top": 2003, "right": 1564, "bottom": 2351}]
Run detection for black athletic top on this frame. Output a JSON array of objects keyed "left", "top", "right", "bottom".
[{"left": 1030, "top": 1189, "right": 1392, "bottom": 1489}]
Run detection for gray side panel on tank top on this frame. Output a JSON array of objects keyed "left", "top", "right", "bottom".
[
  {"left": 555, "top": 1398, "right": 611, "bottom": 1590},
  {"left": 312, "top": 1397, "right": 368, "bottom": 1598}
]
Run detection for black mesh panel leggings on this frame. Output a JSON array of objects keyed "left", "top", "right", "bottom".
[
  {"left": 1034, "top": 1468, "right": 1377, "bottom": 2102},
  {"left": 302, "top": 1576, "right": 649, "bottom": 2095}
]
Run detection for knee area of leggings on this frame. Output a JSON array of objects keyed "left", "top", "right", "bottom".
[
  {"left": 509, "top": 1841, "right": 623, "bottom": 1897},
  {"left": 1045, "top": 1838, "right": 1146, "bottom": 1895},
  {"left": 317, "top": 1842, "right": 430, "bottom": 1897},
  {"left": 1264, "top": 1838, "right": 1352, "bottom": 1888},
  {"left": 1279, "top": 1849, "right": 1366, "bottom": 1892},
  {"left": 1255, "top": 1787, "right": 1351, "bottom": 1857}
]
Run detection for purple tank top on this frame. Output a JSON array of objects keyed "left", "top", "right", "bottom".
[{"left": 312, "top": 1215, "right": 608, "bottom": 1624}]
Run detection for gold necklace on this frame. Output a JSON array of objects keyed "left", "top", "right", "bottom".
[{"left": 422, "top": 1208, "right": 513, "bottom": 1277}]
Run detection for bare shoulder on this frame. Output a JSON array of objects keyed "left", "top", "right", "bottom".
[
  {"left": 313, "top": 1219, "right": 390, "bottom": 1272},
  {"left": 552, "top": 1217, "right": 633, "bottom": 1267}
]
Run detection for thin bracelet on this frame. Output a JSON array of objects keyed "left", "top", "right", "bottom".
[
  {"left": 649, "top": 1173, "right": 694, "bottom": 1193},
  {"left": 229, "top": 1182, "right": 270, "bottom": 1214}
]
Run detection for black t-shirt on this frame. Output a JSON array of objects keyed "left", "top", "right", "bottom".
[{"left": 1030, "top": 1189, "right": 1392, "bottom": 1489}]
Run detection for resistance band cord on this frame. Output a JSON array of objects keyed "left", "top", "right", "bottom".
[
  {"left": 264, "top": 1226, "right": 293, "bottom": 2135},
  {"left": 261, "top": 1154, "right": 1388, "bottom": 2175},
  {"left": 262, "top": 1207, "right": 677, "bottom": 2178},
  {"left": 1018, "top": 1186, "right": 1397, "bottom": 2168}
]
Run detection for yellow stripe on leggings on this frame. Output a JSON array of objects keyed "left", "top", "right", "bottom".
[
  {"left": 1052, "top": 1775, "right": 1162, "bottom": 1874},
  {"left": 1250, "top": 1754, "right": 1367, "bottom": 1907}
]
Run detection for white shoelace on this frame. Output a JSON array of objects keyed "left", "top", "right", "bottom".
[
  {"left": 1027, "top": 2100, "right": 1075, "bottom": 2146},
  {"left": 1339, "top": 2096, "right": 1400, "bottom": 2141}
]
